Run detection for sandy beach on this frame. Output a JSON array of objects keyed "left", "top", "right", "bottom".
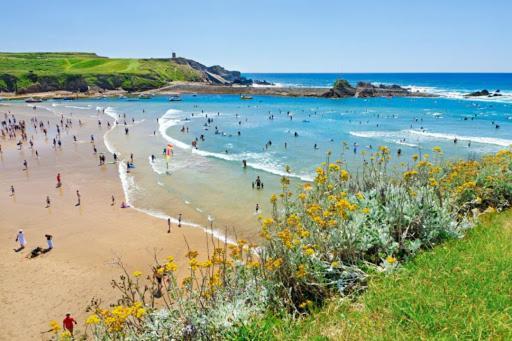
[{"left": 0, "top": 103, "right": 217, "bottom": 340}]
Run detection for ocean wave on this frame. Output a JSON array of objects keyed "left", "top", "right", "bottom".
[
  {"left": 405, "top": 85, "right": 512, "bottom": 104},
  {"left": 64, "top": 105, "right": 92, "bottom": 110},
  {"left": 158, "top": 109, "right": 192, "bottom": 150},
  {"left": 103, "top": 107, "right": 119, "bottom": 155},
  {"left": 103, "top": 108, "right": 235, "bottom": 244},
  {"left": 104, "top": 106, "right": 119, "bottom": 121},
  {"left": 350, "top": 129, "right": 512, "bottom": 147},
  {"left": 406, "top": 129, "right": 512, "bottom": 146},
  {"left": 194, "top": 148, "right": 314, "bottom": 181},
  {"left": 157, "top": 108, "right": 314, "bottom": 180}
]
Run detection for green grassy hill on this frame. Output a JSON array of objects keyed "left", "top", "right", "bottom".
[
  {"left": 0, "top": 52, "right": 202, "bottom": 93},
  {"left": 235, "top": 210, "right": 512, "bottom": 340}
]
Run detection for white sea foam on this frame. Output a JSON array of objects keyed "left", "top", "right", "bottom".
[
  {"left": 103, "top": 107, "right": 235, "bottom": 244},
  {"left": 64, "top": 105, "right": 91, "bottom": 110},
  {"left": 158, "top": 109, "right": 192, "bottom": 150},
  {"left": 350, "top": 129, "right": 512, "bottom": 147},
  {"left": 103, "top": 108, "right": 119, "bottom": 155},
  {"left": 405, "top": 85, "right": 512, "bottom": 104},
  {"left": 192, "top": 148, "right": 314, "bottom": 181},
  {"left": 157, "top": 109, "right": 314, "bottom": 181},
  {"left": 406, "top": 129, "right": 512, "bottom": 147},
  {"left": 104, "top": 106, "right": 119, "bottom": 121}
]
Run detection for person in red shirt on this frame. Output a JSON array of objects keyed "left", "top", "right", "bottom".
[
  {"left": 62, "top": 313, "right": 77, "bottom": 335},
  {"left": 56, "top": 173, "right": 62, "bottom": 188}
]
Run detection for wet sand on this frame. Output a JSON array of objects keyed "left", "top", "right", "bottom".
[{"left": 0, "top": 104, "right": 218, "bottom": 340}]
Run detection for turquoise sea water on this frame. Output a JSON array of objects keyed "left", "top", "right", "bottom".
[
  {"left": 244, "top": 73, "right": 512, "bottom": 97},
  {"left": 36, "top": 73, "right": 512, "bottom": 239}
]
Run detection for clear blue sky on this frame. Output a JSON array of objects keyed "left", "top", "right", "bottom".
[{"left": 1, "top": 0, "right": 510, "bottom": 72}]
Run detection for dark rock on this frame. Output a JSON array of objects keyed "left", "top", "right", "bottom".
[
  {"left": 465, "top": 89, "right": 490, "bottom": 97},
  {"left": 322, "top": 79, "right": 427, "bottom": 98},
  {"left": 172, "top": 57, "right": 253, "bottom": 85},
  {"left": 321, "top": 79, "right": 356, "bottom": 98},
  {"left": 253, "top": 80, "right": 275, "bottom": 86}
]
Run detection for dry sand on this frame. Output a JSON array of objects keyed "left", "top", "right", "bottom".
[{"left": 0, "top": 103, "right": 218, "bottom": 340}]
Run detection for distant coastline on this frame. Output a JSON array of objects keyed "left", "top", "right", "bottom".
[
  {"left": 2, "top": 53, "right": 510, "bottom": 101},
  {"left": 0, "top": 52, "right": 434, "bottom": 100}
]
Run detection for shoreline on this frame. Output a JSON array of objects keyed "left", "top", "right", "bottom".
[
  {"left": 0, "top": 81, "right": 437, "bottom": 101},
  {"left": 0, "top": 103, "right": 222, "bottom": 339},
  {"left": 102, "top": 106, "right": 239, "bottom": 245}
]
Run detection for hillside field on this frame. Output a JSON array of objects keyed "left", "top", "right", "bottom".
[{"left": 0, "top": 52, "right": 202, "bottom": 93}]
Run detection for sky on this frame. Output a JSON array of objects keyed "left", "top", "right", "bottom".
[{"left": 1, "top": 0, "right": 510, "bottom": 72}]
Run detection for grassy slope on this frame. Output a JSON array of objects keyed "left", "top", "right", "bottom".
[
  {"left": 0, "top": 52, "right": 202, "bottom": 92},
  {"left": 237, "top": 211, "right": 512, "bottom": 340}
]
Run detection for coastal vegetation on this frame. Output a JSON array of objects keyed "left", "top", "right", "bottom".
[
  {"left": 0, "top": 52, "right": 202, "bottom": 93},
  {"left": 49, "top": 147, "right": 512, "bottom": 340},
  {"left": 236, "top": 210, "right": 512, "bottom": 340}
]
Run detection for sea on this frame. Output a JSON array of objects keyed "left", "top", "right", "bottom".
[{"left": 36, "top": 73, "right": 512, "bottom": 240}]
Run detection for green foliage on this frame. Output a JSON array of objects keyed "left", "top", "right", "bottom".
[
  {"left": 333, "top": 79, "right": 352, "bottom": 90},
  {"left": 252, "top": 210, "right": 512, "bottom": 340},
  {"left": 0, "top": 52, "right": 202, "bottom": 93},
  {"left": 76, "top": 148, "right": 512, "bottom": 340}
]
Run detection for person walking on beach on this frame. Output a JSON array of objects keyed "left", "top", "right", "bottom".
[
  {"left": 62, "top": 313, "right": 77, "bottom": 336},
  {"left": 75, "top": 190, "right": 81, "bottom": 206},
  {"left": 10, "top": 185, "right": 15, "bottom": 197},
  {"left": 15, "top": 229, "right": 26, "bottom": 251},
  {"left": 167, "top": 218, "right": 171, "bottom": 233},
  {"left": 45, "top": 196, "right": 51, "bottom": 208},
  {"left": 45, "top": 234, "right": 53, "bottom": 251},
  {"left": 22, "top": 160, "right": 28, "bottom": 171},
  {"left": 111, "top": 195, "right": 115, "bottom": 206},
  {"left": 56, "top": 173, "right": 62, "bottom": 188},
  {"left": 178, "top": 214, "right": 182, "bottom": 228}
]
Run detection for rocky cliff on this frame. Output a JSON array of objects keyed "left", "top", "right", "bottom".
[{"left": 172, "top": 57, "right": 252, "bottom": 85}]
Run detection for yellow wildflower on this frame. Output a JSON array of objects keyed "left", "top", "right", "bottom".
[
  {"left": 299, "top": 300, "right": 313, "bottom": 309},
  {"left": 428, "top": 178, "right": 438, "bottom": 187},
  {"left": 296, "top": 264, "right": 306, "bottom": 278},
  {"left": 340, "top": 169, "right": 349, "bottom": 181},
  {"left": 165, "top": 261, "right": 177, "bottom": 272},
  {"left": 49, "top": 320, "right": 61, "bottom": 333},
  {"left": 86, "top": 314, "right": 101, "bottom": 325},
  {"left": 303, "top": 246, "right": 315, "bottom": 256}
]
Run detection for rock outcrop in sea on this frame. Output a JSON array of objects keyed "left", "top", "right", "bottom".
[
  {"left": 321, "top": 79, "right": 434, "bottom": 98},
  {"left": 464, "top": 89, "right": 502, "bottom": 97}
]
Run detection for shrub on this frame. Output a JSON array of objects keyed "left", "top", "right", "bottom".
[{"left": 53, "top": 147, "right": 512, "bottom": 340}]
